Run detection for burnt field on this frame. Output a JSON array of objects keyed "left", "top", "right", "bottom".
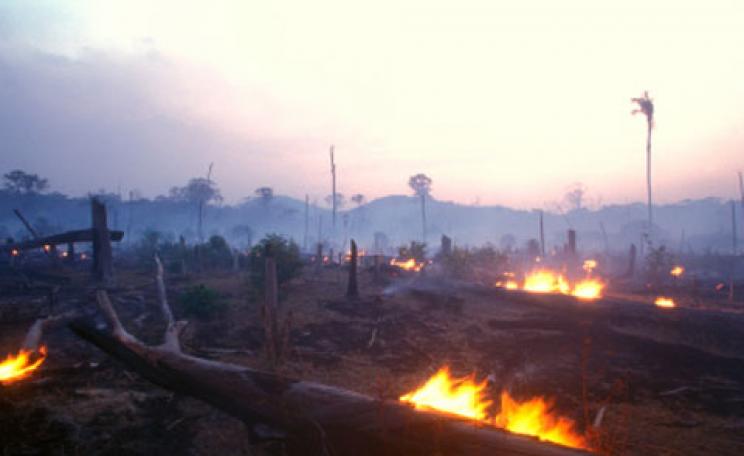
[{"left": 1, "top": 262, "right": 743, "bottom": 456}]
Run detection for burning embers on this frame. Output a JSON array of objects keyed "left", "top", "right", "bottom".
[
  {"left": 400, "top": 367, "right": 587, "bottom": 450},
  {"left": 654, "top": 296, "right": 676, "bottom": 308},
  {"left": 389, "top": 258, "right": 425, "bottom": 272},
  {"left": 497, "top": 268, "right": 605, "bottom": 301},
  {"left": 0, "top": 346, "right": 47, "bottom": 384}
]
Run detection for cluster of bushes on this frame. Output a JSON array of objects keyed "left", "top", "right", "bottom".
[
  {"left": 178, "top": 284, "right": 226, "bottom": 319},
  {"left": 439, "top": 244, "right": 509, "bottom": 281},
  {"left": 133, "top": 230, "right": 235, "bottom": 272}
]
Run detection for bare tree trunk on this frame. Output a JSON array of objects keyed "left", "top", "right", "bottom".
[
  {"left": 539, "top": 210, "right": 545, "bottom": 257},
  {"left": 420, "top": 193, "right": 427, "bottom": 243},
  {"left": 197, "top": 200, "right": 204, "bottom": 242},
  {"left": 330, "top": 146, "right": 337, "bottom": 232},
  {"left": 346, "top": 239, "right": 359, "bottom": 299},
  {"left": 646, "top": 122, "right": 653, "bottom": 233},
  {"left": 91, "top": 197, "right": 114, "bottom": 284},
  {"left": 567, "top": 229, "right": 576, "bottom": 256},
  {"left": 304, "top": 194, "right": 309, "bottom": 252}
]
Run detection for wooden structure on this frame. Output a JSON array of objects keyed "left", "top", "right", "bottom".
[{"left": 2, "top": 198, "right": 122, "bottom": 283}]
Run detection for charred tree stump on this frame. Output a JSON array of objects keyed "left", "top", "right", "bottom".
[
  {"left": 567, "top": 229, "right": 577, "bottom": 256},
  {"left": 315, "top": 242, "right": 324, "bottom": 272},
  {"left": 263, "top": 256, "right": 291, "bottom": 366},
  {"left": 625, "top": 244, "right": 637, "bottom": 278},
  {"left": 91, "top": 197, "right": 114, "bottom": 283},
  {"left": 66, "top": 242, "right": 75, "bottom": 263},
  {"left": 346, "top": 239, "right": 359, "bottom": 299},
  {"left": 373, "top": 254, "right": 382, "bottom": 284},
  {"left": 440, "top": 235, "right": 452, "bottom": 257}
]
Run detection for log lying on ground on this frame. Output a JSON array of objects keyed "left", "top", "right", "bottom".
[{"left": 69, "top": 263, "right": 589, "bottom": 456}]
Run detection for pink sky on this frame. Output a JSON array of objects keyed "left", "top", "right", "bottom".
[{"left": 1, "top": 0, "right": 743, "bottom": 208}]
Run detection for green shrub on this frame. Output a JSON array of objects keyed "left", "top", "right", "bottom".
[
  {"left": 179, "top": 284, "right": 226, "bottom": 319},
  {"left": 249, "top": 234, "right": 303, "bottom": 292}
]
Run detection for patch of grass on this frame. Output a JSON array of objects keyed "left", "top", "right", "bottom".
[{"left": 179, "top": 284, "right": 226, "bottom": 319}]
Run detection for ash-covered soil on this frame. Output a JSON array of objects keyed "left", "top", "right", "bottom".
[{"left": 1, "top": 266, "right": 744, "bottom": 455}]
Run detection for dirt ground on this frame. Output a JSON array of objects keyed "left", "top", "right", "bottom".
[{"left": 1, "top": 264, "right": 744, "bottom": 455}]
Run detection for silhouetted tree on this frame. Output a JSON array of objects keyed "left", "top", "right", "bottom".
[
  {"left": 255, "top": 187, "right": 274, "bottom": 209},
  {"left": 408, "top": 173, "right": 432, "bottom": 242},
  {"left": 564, "top": 183, "right": 588, "bottom": 211},
  {"left": 325, "top": 193, "right": 345, "bottom": 209},
  {"left": 632, "top": 91, "right": 655, "bottom": 232},
  {"left": 170, "top": 177, "right": 222, "bottom": 241},
  {"left": 351, "top": 194, "right": 365, "bottom": 206},
  {"left": 3, "top": 169, "right": 49, "bottom": 194}
]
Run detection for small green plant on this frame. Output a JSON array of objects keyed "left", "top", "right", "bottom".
[
  {"left": 249, "top": 234, "right": 303, "bottom": 293},
  {"left": 179, "top": 284, "right": 226, "bottom": 319}
]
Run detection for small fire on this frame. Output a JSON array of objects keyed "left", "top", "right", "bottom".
[
  {"left": 43, "top": 244, "right": 52, "bottom": 253},
  {"left": 399, "top": 367, "right": 491, "bottom": 420},
  {"left": 0, "top": 346, "right": 47, "bottom": 384},
  {"left": 495, "top": 391, "right": 587, "bottom": 449},
  {"left": 670, "top": 266, "right": 684, "bottom": 277},
  {"left": 502, "top": 269, "right": 604, "bottom": 300},
  {"left": 582, "top": 259, "right": 597, "bottom": 274},
  {"left": 390, "top": 258, "right": 424, "bottom": 272},
  {"left": 400, "top": 367, "right": 586, "bottom": 449},
  {"left": 654, "top": 297, "right": 676, "bottom": 308},
  {"left": 523, "top": 271, "right": 570, "bottom": 295},
  {"left": 11, "top": 248, "right": 20, "bottom": 257},
  {"left": 571, "top": 279, "right": 604, "bottom": 300}
]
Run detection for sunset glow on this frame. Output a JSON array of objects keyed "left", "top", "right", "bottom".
[{"left": 2, "top": 1, "right": 743, "bottom": 205}]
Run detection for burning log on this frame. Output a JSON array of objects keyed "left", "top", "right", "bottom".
[
  {"left": 346, "top": 239, "right": 359, "bottom": 299},
  {"left": 69, "top": 262, "right": 589, "bottom": 455}
]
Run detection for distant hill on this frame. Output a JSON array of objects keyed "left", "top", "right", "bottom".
[{"left": 0, "top": 190, "right": 739, "bottom": 255}]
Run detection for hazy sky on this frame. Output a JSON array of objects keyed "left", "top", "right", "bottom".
[{"left": 1, "top": 1, "right": 743, "bottom": 208}]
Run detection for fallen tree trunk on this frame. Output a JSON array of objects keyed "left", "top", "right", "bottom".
[{"left": 69, "top": 262, "right": 589, "bottom": 456}]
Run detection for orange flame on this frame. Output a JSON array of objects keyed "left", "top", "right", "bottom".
[
  {"left": 582, "top": 259, "right": 597, "bottom": 273},
  {"left": 571, "top": 279, "right": 604, "bottom": 300},
  {"left": 654, "top": 297, "right": 675, "bottom": 308},
  {"left": 523, "top": 271, "right": 571, "bottom": 295},
  {"left": 670, "top": 266, "right": 684, "bottom": 277},
  {"left": 0, "top": 346, "right": 47, "bottom": 384},
  {"left": 399, "top": 367, "right": 491, "bottom": 420},
  {"left": 502, "top": 270, "right": 604, "bottom": 301},
  {"left": 400, "top": 367, "right": 587, "bottom": 450},
  {"left": 390, "top": 258, "right": 424, "bottom": 272},
  {"left": 495, "top": 391, "right": 587, "bottom": 449}
]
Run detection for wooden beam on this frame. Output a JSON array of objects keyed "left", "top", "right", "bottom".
[{"left": 0, "top": 229, "right": 124, "bottom": 252}]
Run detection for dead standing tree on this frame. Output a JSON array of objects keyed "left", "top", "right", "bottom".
[
  {"left": 69, "top": 261, "right": 588, "bottom": 456},
  {"left": 632, "top": 91, "right": 655, "bottom": 233},
  {"left": 91, "top": 197, "right": 114, "bottom": 284},
  {"left": 346, "top": 239, "right": 359, "bottom": 299},
  {"left": 262, "top": 254, "right": 292, "bottom": 367},
  {"left": 330, "top": 145, "right": 337, "bottom": 233}
]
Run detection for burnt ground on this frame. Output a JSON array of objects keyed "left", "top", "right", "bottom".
[{"left": 1, "top": 265, "right": 744, "bottom": 455}]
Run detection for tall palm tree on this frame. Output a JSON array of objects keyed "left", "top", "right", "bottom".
[{"left": 632, "top": 91, "right": 655, "bottom": 233}]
